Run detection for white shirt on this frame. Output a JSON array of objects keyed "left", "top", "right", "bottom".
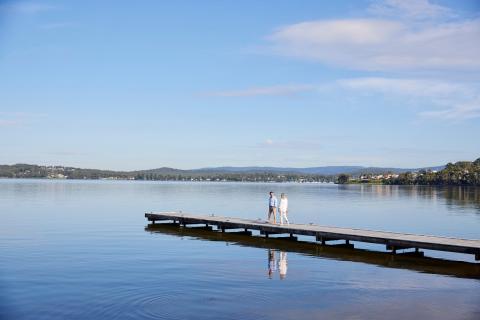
[{"left": 279, "top": 198, "right": 288, "bottom": 211}]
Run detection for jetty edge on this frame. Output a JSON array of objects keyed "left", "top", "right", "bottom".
[{"left": 145, "top": 211, "right": 480, "bottom": 261}]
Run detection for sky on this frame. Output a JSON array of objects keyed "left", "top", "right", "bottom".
[{"left": 0, "top": 0, "right": 479, "bottom": 170}]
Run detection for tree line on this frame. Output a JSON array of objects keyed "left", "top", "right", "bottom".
[
  {"left": 2, "top": 158, "right": 479, "bottom": 185},
  {"left": 0, "top": 164, "right": 333, "bottom": 183},
  {"left": 336, "top": 158, "right": 480, "bottom": 186},
  {"left": 384, "top": 159, "right": 480, "bottom": 186}
]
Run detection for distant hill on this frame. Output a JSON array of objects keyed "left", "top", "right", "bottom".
[
  {"left": 193, "top": 165, "right": 445, "bottom": 175},
  {"left": 0, "top": 163, "right": 445, "bottom": 182},
  {"left": 132, "top": 167, "right": 187, "bottom": 175}
]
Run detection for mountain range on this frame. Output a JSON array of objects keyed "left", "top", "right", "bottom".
[{"left": 140, "top": 165, "right": 445, "bottom": 176}]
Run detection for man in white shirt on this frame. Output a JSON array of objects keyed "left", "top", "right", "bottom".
[{"left": 268, "top": 191, "right": 278, "bottom": 224}]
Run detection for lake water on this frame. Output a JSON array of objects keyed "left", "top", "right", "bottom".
[{"left": 1, "top": 180, "right": 479, "bottom": 319}]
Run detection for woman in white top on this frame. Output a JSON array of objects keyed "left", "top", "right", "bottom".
[{"left": 279, "top": 193, "right": 289, "bottom": 225}]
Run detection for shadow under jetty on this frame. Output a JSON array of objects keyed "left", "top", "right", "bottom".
[{"left": 145, "top": 223, "right": 480, "bottom": 280}]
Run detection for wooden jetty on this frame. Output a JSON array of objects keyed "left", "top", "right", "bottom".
[
  {"left": 145, "top": 212, "right": 480, "bottom": 261},
  {"left": 146, "top": 223, "right": 480, "bottom": 279}
]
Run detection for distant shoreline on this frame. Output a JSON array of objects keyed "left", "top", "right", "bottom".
[
  {"left": 1, "top": 177, "right": 480, "bottom": 187},
  {"left": 0, "top": 177, "right": 335, "bottom": 184},
  {"left": 1, "top": 159, "right": 479, "bottom": 186}
]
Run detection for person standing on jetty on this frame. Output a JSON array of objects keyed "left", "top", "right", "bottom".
[
  {"left": 268, "top": 191, "right": 278, "bottom": 224},
  {"left": 279, "top": 193, "right": 289, "bottom": 225}
]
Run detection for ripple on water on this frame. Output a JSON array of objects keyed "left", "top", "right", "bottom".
[
  {"left": 78, "top": 276, "right": 275, "bottom": 320},
  {"left": 88, "top": 286, "right": 185, "bottom": 320}
]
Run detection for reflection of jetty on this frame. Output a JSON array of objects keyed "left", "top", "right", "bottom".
[
  {"left": 145, "top": 212, "right": 480, "bottom": 262},
  {"left": 145, "top": 223, "right": 480, "bottom": 279}
]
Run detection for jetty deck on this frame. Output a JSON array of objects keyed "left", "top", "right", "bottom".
[{"left": 145, "top": 212, "right": 480, "bottom": 261}]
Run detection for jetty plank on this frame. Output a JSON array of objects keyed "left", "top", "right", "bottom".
[{"left": 145, "top": 212, "right": 480, "bottom": 260}]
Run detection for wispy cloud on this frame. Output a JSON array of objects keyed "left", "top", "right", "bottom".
[
  {"left": 268, "top": 18, "right": 480, "bottom": 71},
  {"left": 0, "top": 119, "right": 20, "bottom": 127},
  {"left": 337, "top": 77, "right": 480, "bottom": 120},
  {"left": 246, "top": 1, "right": 480, "bottom": 120},
  {"left": 0, "top": 2, "right": 56, "bottom": 14},
  {"left": 265, "top": 0, "right": 479, "bottom": 72},
  {"left": 44, "top": 151, "right": 86, "bottom": 157},
  {"left": 337, "top": 77, "right": 472, "bottom": 99},
  {"left": 0, "top": 111, "right": 48, "bottom": 118},
  {"left": 368, "top": 0, "right": 454, "bottom": 20},
  {"left": 255, "top": 139, "right": 323, "bottom": 150},
  {"left": 204, "top": 77, "right": 480, "bottom": 120},
  {"left": 419, "top": 98, "right": 480, "bottom": 120},
  {"left": 0, "top": 112, "right": 47, "bottom": 127},
  {"left": 204, "top": 84, "right": 316, "bottom": 97},
  {"left": 40, "top": 22, "right": 75, "bottom": 30}
]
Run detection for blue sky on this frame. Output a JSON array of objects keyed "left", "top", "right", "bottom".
[{"left": 1, "top": 0, "right": 479, "bottom": 170}]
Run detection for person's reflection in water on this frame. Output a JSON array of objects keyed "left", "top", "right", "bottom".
[
  {"left": 267, "top": 249, "right": 276, "bottom": 279},
  {"left": 278, "top": 251, "right": 288, "bottom": 280}
]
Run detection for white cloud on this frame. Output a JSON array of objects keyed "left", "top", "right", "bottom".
[
  {"left": 204, "top": 84, "right": 315, "bottom": 97},
  {"left": 0, "top": 112, "right": 47, "bottom": 127},
  {"left": 212, "top": 1, "right": 480, "bottom": 121},
  {"left": 255, "top": 139, "right": 323, "bottom": 150},
  {"left": 265, "top": 139, "right": 274, "bottom": 145},
  {"left": 40, "top": 22, "right": 75, "bottom": 30},
  {"left": 337, "top": 77, "right": 472, "bottom": 99},
  {"left": 204, "top": 77, "right": 480, "bottom": 120},
  {"left": 338, "top": 77, "right": 480, "bottom": 120},
  {"left": 0, "top": 119, "right": 20, "bottom": 127},
  {"left": 0, "top": 112, "right": 47, "bottom": 117},
  {"left": 368, "top": 0, "right": 454, "bottom": 20},
  {"left": 0, "top": 2, "right": 55, "bottom": 14},
  {"left": 268, "top": 17, "right": 480, "bottom": 71},
  {"left": 419, "top": 98, "right": 480, "bottom": 120},
  {"left": 266, "top": 0, "right": 479, "bottom": 72}
]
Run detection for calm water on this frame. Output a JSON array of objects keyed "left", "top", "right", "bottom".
[{"left": 1, "top": 180, "right": 479, "bottom": 319}]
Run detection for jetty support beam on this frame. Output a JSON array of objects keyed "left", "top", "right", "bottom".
[
  {"left": 216, "top": 225, "right": 247, "bottom": 232},
  {"left": 186, "top": 225, "right": 213, "bottom": 230},
  {"left": 227, "top": 230, "right": 252, "bottom": 235},
  {"left": 316, "top": 235, "right": 341, "bottom": 245},
  {"left": 387, "top": 244, "right": 418, "bottom": 254},
  {"left": 260, "top": 230, "right": 290, "bottom": 238}
]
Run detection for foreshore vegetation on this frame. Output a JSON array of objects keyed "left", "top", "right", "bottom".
[{"left": 338, "top": 158, "right": 480, "bottom": 186}]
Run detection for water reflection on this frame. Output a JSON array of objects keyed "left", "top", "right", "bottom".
[
  {"left": 412, "top": 186, "right": 480, "bottom": 212},
  {"left": 3, "top": 180, "right": 480, "bottom": 320},
  {"left": 442, "top": 187, "right": 480, "bottom": 211},
  {"left": 279, "top": 251, "right": 288, "bottom": 280},
  {"left": 349, "top": 185, "right": 480, "bottom": 212},
  {"left": 268, "top": 249, "right": 276, "bottom": 278},
  {"left": 146, "top": 223, "right": 480, "bottom": 280},
  {"left": 267, "top": 249, "right": 288, "bottom": 280}
]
